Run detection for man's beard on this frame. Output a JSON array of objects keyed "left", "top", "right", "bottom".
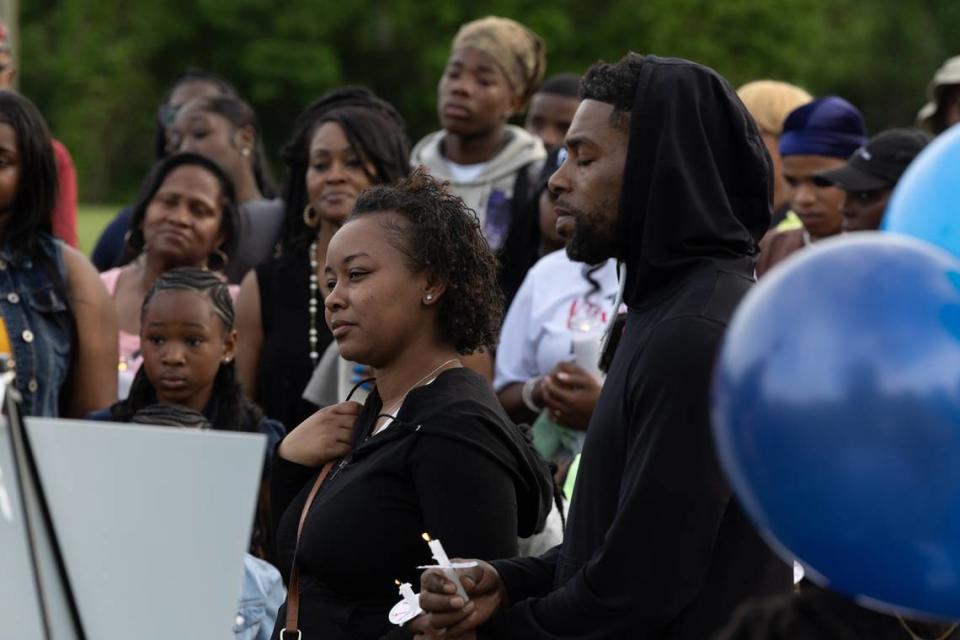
[{"left": 564, "top": 206, "right": 619, "bottom": 265}]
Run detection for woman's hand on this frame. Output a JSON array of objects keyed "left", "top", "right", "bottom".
[
  {"left": 540, "top": 361, "right": 602, "bottom": 430},
  {"left": 278, "top": 401, "right": 361, "bottom": 466}
]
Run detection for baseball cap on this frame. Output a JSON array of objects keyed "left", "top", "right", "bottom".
[{"left": 816, "top": 128, "right": 931, "bottom": 192}]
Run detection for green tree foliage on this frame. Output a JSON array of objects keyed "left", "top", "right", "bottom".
[{"left": 16, "top": 0, "right": 960, "bottom": 202}]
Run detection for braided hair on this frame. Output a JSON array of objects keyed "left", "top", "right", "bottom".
[
  {"left": 109, "top": 267, "right": 260, "bottom": 432},
  {"left": 278, "top": 86, "right": 411, "bottom": 252}
]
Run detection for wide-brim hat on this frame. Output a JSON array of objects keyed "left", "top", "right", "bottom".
[{"left": 916, "top": 55, "right": 960, "bottom": 129}]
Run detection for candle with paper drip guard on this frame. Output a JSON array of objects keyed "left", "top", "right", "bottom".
[
  {"left": 388, "top": 579, "right": 424, "bottom": 626},
  {"left": 419, "top": 532, "right": 474, "bottom": 601}
]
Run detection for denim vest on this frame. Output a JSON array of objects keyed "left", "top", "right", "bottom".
[{"left": 0, "top": 234, "right": 73, "bottom": 416}]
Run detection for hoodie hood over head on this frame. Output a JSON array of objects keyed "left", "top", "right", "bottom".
[{"left": 616, "top": 56, "right": 772, "bottom": 307}]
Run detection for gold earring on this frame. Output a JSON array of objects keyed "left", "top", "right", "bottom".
[{"left": 303, "top": 204, "right": 320, "bottom": 228}]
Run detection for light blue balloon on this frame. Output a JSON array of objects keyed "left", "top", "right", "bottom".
[
  {"left": 884, "top": 123, "right": 960, "bottom": 259},
  {"left": 712, "top": 233, "right": 960, "bottom": 620}
]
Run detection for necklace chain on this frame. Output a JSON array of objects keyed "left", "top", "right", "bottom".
[
  {"left": 379, "top": 358, "right": 461, "bottom": 420},
  {"left": 897, "top": 616, "right": 959, "bottom": 640},
  {"left": 308, "top": 240, "right": 320, "bottom": 367}
]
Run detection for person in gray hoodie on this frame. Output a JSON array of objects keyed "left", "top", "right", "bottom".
[{"left": 411, "top": 16, "right": 547, "bottom": 265}]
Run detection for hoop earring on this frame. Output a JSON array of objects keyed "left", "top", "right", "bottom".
[
  {"left": 208, "top": 248, "right": 230, "bottom": 272},
  {"left": 303, "top": 204, "right": 320, "bottom": 228},
  {"left": 123, "top": 229, "right": 140, "bottom": 254}
]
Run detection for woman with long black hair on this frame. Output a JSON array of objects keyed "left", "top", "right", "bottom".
[
  {"left": 236, "top": 87, "right": 410, "bottom": 431},
  {"left": 0, "top": 90, "right": 117, "bottom": 416}
]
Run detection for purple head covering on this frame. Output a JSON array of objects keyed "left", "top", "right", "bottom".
[{"left": 779, "top": 96, "right": 867, "bottom": 158}]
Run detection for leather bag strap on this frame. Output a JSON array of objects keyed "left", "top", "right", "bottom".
[{"left": 279, "top": 459, "right": 335, "bottom": 639}]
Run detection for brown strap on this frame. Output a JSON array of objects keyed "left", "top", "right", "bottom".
[{"left": 280, "top": 459, "right": 335, "bottom": 639}]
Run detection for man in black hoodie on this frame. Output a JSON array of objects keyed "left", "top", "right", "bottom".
[{"left": 415, "top": 54, "right": 793, "bottom": 639}]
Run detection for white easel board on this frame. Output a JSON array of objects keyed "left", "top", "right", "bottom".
[{"left": 1, "top": 417, "right": 265, "bottom": 639}]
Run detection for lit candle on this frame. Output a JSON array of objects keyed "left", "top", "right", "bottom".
[
  {"left": 395, "top": 580, "right": 418, "bottom": 609},
  {"left": 571, "top": 331, "right": 603, "bottom": 378},
  {"left": 421, "top": 532, "right": 469, "bottom": 601},
  {"left": 389, "top": 579, "right": 423, "bottom": 626}
]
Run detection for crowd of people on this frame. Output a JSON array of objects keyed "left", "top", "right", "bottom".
[{"left": 2, "top": 12, "right": 960, "bottom": 640}]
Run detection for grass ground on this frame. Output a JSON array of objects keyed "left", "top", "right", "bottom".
[{"left": 78, "top": 204, "right": 121, "bottom": 257}]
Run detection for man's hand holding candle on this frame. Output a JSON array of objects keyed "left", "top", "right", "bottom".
[
  {"left": 278, "top": 401, "right": 361, "bottom": 466},
  {"left": 417, "top": 560, "right": 506, "bottom": 637}
]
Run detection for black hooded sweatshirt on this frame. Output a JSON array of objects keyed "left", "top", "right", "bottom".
[
  {"left": 482, "top": 56, "right": 792, "bottom": 639},
  {"left": 270, "top": 367, "right": 553, "bottom": 640}
]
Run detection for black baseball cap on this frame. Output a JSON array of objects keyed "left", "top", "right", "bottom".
[{"left": 816, "top": 128, "right": 931, "bottom": 192}]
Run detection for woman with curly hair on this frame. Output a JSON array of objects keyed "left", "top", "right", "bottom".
[{"left": 270, "top": 169, "right": 553, "bottom": 640}]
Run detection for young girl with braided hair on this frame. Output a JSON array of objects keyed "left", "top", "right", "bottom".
[{"left": 91, "top": 266, "right": 283, "bottom": 561}]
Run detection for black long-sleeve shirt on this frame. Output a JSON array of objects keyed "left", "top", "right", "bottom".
[
  {"left": 271, "top": 368, "right": 552, "bottom": 640},
  {"left": 484, "top": 261, "right": 792, "bottom": 639},
  {"left": 476, "top": 55, "right": 795, "bottom": 639}
]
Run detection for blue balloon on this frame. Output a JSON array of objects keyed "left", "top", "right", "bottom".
[
  {"left": 712, "top": 234, "right": 960, "bottom": 619},
  {"left": 884, "top": 123, "right": 960, "bottom": 259}
]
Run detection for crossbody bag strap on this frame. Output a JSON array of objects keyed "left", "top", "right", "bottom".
[{"left": 279, "top": 459, "right": 335, "bottom": 639}]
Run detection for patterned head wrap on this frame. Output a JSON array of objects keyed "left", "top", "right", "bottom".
[{"left": 452, "top": 16, "right": 546, "bottom": 108}]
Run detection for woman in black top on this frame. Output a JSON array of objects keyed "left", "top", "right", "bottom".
[
  {"left": 236, "top": 88, "right": 411, "bottom": 431},
  {"left": 271, "top": 170, "right": 553, "bottom": 639}
]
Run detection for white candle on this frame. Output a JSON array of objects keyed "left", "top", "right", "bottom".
[
  {"left": 389, "top": 579, "right": 423, "bottom": 626},
  {"left": 422, "top": 533, "right": 469, "bottom": 601},
  {"left": 571, "top": 331, "right": 603, "bottom": 378},
  {"left": 427, "top": 538, "right": 451, "bottom": 565},
  {"left": 396, "top": 581, "right": 418, "bottom": 608}
]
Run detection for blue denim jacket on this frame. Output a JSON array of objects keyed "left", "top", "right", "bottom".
[
  {"left": 235, "top": 554, "right": 285, "bottom": 640},
  {"left": 0, "top": 234, "right": 73, "bottom": 416}
]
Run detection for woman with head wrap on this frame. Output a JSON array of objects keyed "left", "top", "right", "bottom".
[
  {"left": 410, "top": 16, "right": 547, "bottom": 303},
  {"left": 755, "top": 96, "right": 867, "bottom": 277}
]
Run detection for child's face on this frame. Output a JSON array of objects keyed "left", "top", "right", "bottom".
[
  {"left": 140, "top": 289, "right": 236, "bottom": 413},
  {"left": 437, "top": 47, "right": 520, "bottom": 138}
]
